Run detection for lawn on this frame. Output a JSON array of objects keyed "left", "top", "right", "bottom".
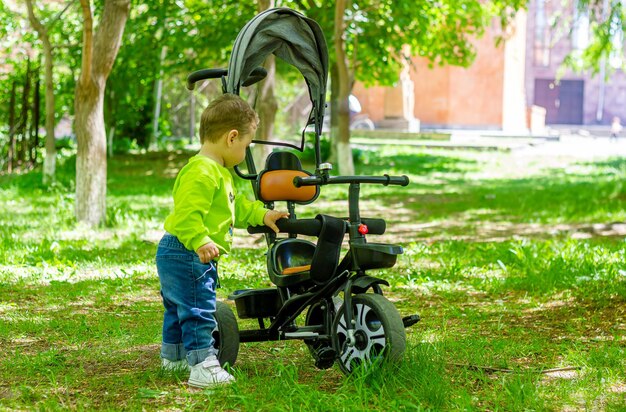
[{"left": 0, "top": 142, "right": 624, "bottom": 411}]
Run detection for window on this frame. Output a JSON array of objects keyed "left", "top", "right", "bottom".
[
  {"left": 609, "top": 12, "right": 623, "bottom": 68},
  {"left": 571, "top": 5, "right": 589, "bottom": 51},
  {"left": 534, "top": 0, "right": 551, "bottom": 67}
]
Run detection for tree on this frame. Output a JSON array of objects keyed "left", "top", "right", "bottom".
[
  {"left": 291, "top": 0, "right": 526, "bottom": 175},
  {"left": 333, "top": 0, "right": 353, "bottom": 174},
  {"left": 104, "top": 0, "right": 256, "bottom": 151},
  {"left": 24, "top": 0, "right": 67, "bottom": 185},
  {"left": 252, "top": 0, "right": 278, "bottom": 170},
  {"left": 74, "top": 0, "right": 130, "bottom": 226},
  {"left": 562, "top": 0, "right": 625, "bottom": 75}
]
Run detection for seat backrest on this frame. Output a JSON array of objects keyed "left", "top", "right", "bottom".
[{"left": 257, "top": 151, "right": 319, "bottom": 204}]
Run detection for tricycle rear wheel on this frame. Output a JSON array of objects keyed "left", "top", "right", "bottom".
[{"left": 213, "top": 301, "right": 240, "bottom": 368}]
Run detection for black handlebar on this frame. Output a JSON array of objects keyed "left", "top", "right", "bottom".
[
  {"left": 247, "top": 217, "right": 386, "bottom": 236},
  {"left": 186, "top": 67, "right": 268, "bottom": 90},
  {"left": 186, "top": 68, "right": 226, "bottom": 90},
  {"left": 293, "top": 174, "right": 409, "bottom": 188}
]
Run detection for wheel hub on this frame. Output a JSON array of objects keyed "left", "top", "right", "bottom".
[{"left": 354, "top": 330, "right": 368, "bottom": 350}]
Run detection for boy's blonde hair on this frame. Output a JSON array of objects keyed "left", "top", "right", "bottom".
[{"left": 199, "top": 94, "right": 259, "bottom": 143}]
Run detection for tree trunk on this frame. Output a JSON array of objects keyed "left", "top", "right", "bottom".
[
  {"left": 75, "top": 86, "right": 108, "bottom": 225},
  {"left": 25, "top": 0, "right": 57, "bottom": 184},
  {"left": 31, "top": 76, "right": 41, "bottom": 167},
  {"left": 105, "top": 89, "right": 115, "bottom": 157},
  {"left": 333, "top": 0, "right": 354, "bottom": 175},
  {"left": 150, "top": 45, "right": 167, "bottom": 150},
  {"left": 17, "top": 60, "right": 32, "bottom": 168},
  {"left": 107, "top": 125, "right": 115, "bottom": 157},
  {"left": 254, "top": 54, "right": 277, "bottom": 170},
  {"left": 8, "top": 81, "right": 16, "bottom": 173},
  {"left": 42, "top": 34, "right": 57, "bottom": 182},
  {"left": 253, "top": 0, "right": 276, "bottom": 171},
  {"left": 75, "top": 0, "right": 130, "bottom": 226}
]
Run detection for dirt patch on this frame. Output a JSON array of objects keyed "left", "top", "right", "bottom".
[{"left": 233, "top": 215, "right": 626, "bottom": 248}]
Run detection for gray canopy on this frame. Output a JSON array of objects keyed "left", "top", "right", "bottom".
[{"left": 226, "top": 8, "right": 328, "bottom": 142}]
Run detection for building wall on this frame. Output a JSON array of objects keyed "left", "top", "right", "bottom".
[
  {"left": 354, "top": 13, "right": 528, "bottom": 130},
  {"left": 352, "top": 83, "right": 386, "bottom": 123},
  {"left": 525, "top": 0, "right": 626, "bottom": 125},
  {"left": 443, "top": 32, "right": 505, "bottom": 128}
]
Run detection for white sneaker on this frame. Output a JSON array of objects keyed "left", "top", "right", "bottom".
[
  {"left": 188, "top": 355, "right": 235, "bottom": 388},
  {"left": 161, "top": 358, "right": 190, "bottom": 372}
]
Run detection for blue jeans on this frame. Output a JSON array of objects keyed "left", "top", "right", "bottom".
[{"left": 156, "top": 233, "right": 218, "bottom": 366}]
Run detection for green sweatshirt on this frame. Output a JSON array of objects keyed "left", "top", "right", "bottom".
[{"left": 164, "top": 154, "right": 267, "bottom": 255}]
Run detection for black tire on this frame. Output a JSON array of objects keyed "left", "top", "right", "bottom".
[
  {"left": 213, "top": 301, "right": 240, "bottom": 368},
  {"left": 332, "top": 293, "right": 406, "bottom": 374}
]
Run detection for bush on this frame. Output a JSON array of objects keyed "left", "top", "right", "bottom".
[
  {"left": 55, "top": 136, "right": 76, "bottom": 150},
  {"left": 113, "top": 137, "right": 140, "bottom": 154}
]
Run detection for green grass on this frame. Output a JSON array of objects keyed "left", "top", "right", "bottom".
[{"left": 0, "top": 144, "right": 625, "bottom": 410}]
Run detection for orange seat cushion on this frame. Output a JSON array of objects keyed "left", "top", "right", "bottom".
[
  {"left": 281, "top": 264, "right": 311, "bottom": 275},
  {"left": 259, "top": 170, "right": 317, "bottom": 202}
]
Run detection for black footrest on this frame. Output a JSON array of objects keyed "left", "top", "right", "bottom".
[{"left": 402, "top": 314, "right": 421, "bottom": 328}]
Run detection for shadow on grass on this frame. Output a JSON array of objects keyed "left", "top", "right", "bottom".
[
  {"left": 371, "top": 158, "right": 626, "bottom": 226},
  {"left": 0, "top": 150, "right": 192, "bottom": 198},
  {"left": 107, "top": 151, "right": 191, "bottom": 196},
  {"left": 0, "top": 235, "right": 158, "bottom": 268},
  {"left": 355, "top": 151, "right": 479, "bottom": 176}
]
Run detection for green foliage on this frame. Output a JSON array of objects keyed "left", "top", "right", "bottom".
[
  {"left": 562, "top": 1, "right": 626, "bottom": 75},
  {"left": 0, "top": 0, "right": 82, "bottom": 130},
  {"left": 289, "top": 0, "right": 527, "bottom": 86},
  {"left": 1, "top": 0, "right": 529, "bottom": 164},
  {"left": 105, "top": 0, "right": 258, "bottom": 147},
  {"left": 112, "top": 136, "right": 141, "bottom": 154}
]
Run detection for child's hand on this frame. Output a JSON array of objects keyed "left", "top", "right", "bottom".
[
  {"left": 196, "top": 242, "right": 220, "bottom": 263},
  {"left": 264, "top": 210, "right": 290, "bottom": 233}
]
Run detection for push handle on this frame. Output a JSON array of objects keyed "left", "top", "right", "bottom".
[
  {"left": 293, "top": 174, "right": 409, "bottom": 187},
  {"left": 186, "top": 68, "right": 227, "bottom": 90},
  {"left": 186, "top": 67, "right": 268, "bottom": 90}
]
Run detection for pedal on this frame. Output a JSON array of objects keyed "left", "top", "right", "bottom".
[
  {"left": 314, "top": 347, "right": 336, "bottom": 369},
  {"left": 402, "top": 314, "right": 421, "bottom": 328},
  {"left": 284, "top": 331, "right": 319, "bottom": 339}
]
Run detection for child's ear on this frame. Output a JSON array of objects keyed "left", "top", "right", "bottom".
[{"left": 227, "top": 130, "right": 239, "bottom": 146}]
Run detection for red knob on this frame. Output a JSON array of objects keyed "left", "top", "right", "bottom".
[{"left": 358, "top": 224, "right": 369, "bottom": 235}]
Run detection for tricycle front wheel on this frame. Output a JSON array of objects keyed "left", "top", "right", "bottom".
[{"left": 332, "top": 293, "right": 406, "bottom": 374}]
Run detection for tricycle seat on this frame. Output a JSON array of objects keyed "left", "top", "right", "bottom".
[{"left": 268, "top": 238, "right": 315, "bottom": 287}]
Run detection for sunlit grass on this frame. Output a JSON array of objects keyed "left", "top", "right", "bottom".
[{"left": 0, "top": 146, "right": 625, "bottom": 410}]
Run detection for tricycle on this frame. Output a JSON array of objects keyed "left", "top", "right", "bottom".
[{"left": 186, "top": 7, "right": 419, "bottom": 375}]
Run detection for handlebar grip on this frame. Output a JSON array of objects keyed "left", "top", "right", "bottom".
[
  {"left": 247, "top": 218, "right": 322, "bottom": 236},
  {"left": 360, "top": 218, "right": 386, "bottom": 235},
  {"left": 248, "top": 217, "right": 386, "bottom": 236},
  {"left": 390, "top": 175, "right": 410, "bottom": 186},
  {"left": 187, "top": 67, "right": 269, "bottom": 90},
  {"left": 186, "top": 68, "right": 227, "bottom": 90}
]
